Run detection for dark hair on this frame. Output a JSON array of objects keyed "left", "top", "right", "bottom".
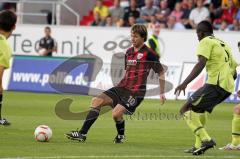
[
  {"left": 131, "top": 24, "right": 148, "bottom": 42},
  {"left": 45, "top": 26, "right": 51, "bottom": 31},
  {"left": 0, "top": 10, "right": 17, "bottom": 32},
  {"left": 197, "top": 20, "right": 213, "bottom": 34}
]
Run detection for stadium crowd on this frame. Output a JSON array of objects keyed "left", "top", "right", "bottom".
[
  {"left": 91, "top": 0, "right": 240, "bottom": 31},
  {"left": 0, "top": 0, "right": 239, "bottom": 31}
]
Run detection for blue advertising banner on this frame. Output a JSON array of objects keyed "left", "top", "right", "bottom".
[{"left": 8, "top": 56, "right": 94, "bottom": 94}]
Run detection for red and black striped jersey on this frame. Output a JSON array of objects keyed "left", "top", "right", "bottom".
[{"left": 117, "top": 44, "right": 163, "bottom": 94}]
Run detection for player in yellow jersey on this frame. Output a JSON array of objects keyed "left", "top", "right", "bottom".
[
  {"left": 219, "top": 42, "right": 240, "bottom": 150},
  {"left": 0, "top": 10, "right": 17, "bottom": 126},
  {"left": 219, "top": 91, "right": 240, "bottom": 150},
  {"left": 175, "top": 21, "right": 238, "bottom": 155}
]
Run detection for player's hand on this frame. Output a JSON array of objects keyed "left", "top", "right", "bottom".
[
  {"left": 237, "top": 90, "right": 240, "bottom": 97},
  {"left": 160, "top": 94, "right": 166, "bottom": 105},
  {"left": 174, "top": 83, "right": 187, "bottom": 96}
]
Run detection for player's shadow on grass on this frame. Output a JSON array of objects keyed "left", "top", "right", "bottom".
[
  {"left": 55, "top": 98, "right": 112, "bottom": 120},
  {"left": 51, "top": 54, "right": 173, "bottom": 120}
]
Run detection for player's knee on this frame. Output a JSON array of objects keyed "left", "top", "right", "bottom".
[
  {"left": 234, "top": 105, "right": 240, "bottom": 115},
  {"left": 112, "top": 111, "right": 122, "bottom": 121},
  {"left": 91, "top": 97, "right": 104, "bottom": 107}
]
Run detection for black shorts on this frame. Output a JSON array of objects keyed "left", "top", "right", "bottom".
[
  {"left": 103, "top": 87, "right": 144, "bottom": 115},
  {"left": 187, "top": 84, "right": 231, "bottom": 113}
]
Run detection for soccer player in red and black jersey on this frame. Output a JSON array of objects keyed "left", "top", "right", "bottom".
[{"left": 65, "top": 24, "right": 166, "bottom": 143}]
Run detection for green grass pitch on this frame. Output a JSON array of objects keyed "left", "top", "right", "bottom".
[{"left": 0, "top": 91, "right": 240, "bottom": 159}]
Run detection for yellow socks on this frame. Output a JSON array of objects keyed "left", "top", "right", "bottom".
[
  {"left": 194, "top": 136, "right": 201, "bottom": 149},
  {"left": 232, "top": 114, "right": 240, "bottom": 146},
  {"left": 184, "top": 111, "right": 211, "bottom": 146},
  {"left": 194, "top": 112, "right": 208, "bottom": 148}
]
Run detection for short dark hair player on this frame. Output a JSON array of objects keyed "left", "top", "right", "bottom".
[{"left": 0, "top": 10, "right": 17, "bottom": 125}]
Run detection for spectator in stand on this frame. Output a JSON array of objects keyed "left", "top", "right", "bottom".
[
  {"left": 148, "top": 15, "right": 157, "bottom": 29},
  {"left": 208, "top": 3, "right": 221, "bottom": 24},
  {"left": 91, "top": 12, "right": 104, "bottom": 26},
  {"left": 104, "top": 15, "right": 115, "bottom": 27},
  {"left": 125, "top": 14, "right": 137, "bottom": 27},
  {"left": 231, "top": 19, "right": 239, "bottom": 31},
  {"left": 116, "top": 18, "right": 125, "bottom": 27},
  {"left": 109, "top": 0, "right": 125, "bottom": 24},
  {"left": 155, "top": 0, "right": 171, "bottom": 27},
  {"left": 140, "top": 0, "right": 159, "bottom": 22},
  {"left": 166, "top": 15, "right": 186, "bottom": 30},
  {"left": 93, "top": 0, "right": 109, "bottom": 22},
  {"left": 182, "top": 0, "right": 195, "bottom": 29},
  {"left": 38, "top": 26, "right": 57, "bottom": 57},
  {"left": 222, "top": 0, "right": 239, "bottom": 9},
  {"left": 170, "top": 2, "right": 184, "bottom": 22},
  {"left": 181, "top": 0, "right": 189, "bottom": 10},
  {"left": 189, "top": 0, "right": 210, "bottom": 29},
  {"left": 156, "top": 12, "right": 167, "bottom": 28},
  {"left": 214, "top": 0, "right": 237, "bottom": 29},
  {"left": 222, "top": 0, "right": 237, "bottom": 24},
  {"left": 209, "top": 0, "right": 223, "bottom": 24},
  {"left": 123, "top": 0, "right": 140, "bottom": 24},
  {"left": 159, "top": 0, "right": 171, "bottom": 18},
  {"left": 219, "top": 20, "right": 231, "bottom": 31}
]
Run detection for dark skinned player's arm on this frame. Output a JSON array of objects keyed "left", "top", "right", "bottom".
[
  {"left": 175, "top": 55, "right": 207, "bottom": 95},
  {"left": 182, "top": 55, "right": 207, "bottom": 85},
  {"left": 183, "top": 55, "right": 207, "bottom": 85}
]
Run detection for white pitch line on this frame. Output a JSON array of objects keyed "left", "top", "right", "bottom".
[{"left": 0, "top": 156, "right": 239, "bottom": 159}]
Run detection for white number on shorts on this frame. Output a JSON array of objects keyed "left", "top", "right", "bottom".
[{"left": 127, "top": 96, "right": 136, "bottom": 106}]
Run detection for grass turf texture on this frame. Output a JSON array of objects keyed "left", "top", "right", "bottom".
[{"left": 0, "top": 91, "right": 239, "bottom": 159}]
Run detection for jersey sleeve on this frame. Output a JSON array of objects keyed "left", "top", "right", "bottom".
[
  {"left": 147, "top": 51, "right": 163, "bottom": 73},
  {"left": 196, "top": 37, "right": 212, "bottom": 59}
]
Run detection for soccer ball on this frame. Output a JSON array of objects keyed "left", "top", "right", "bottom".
[{"left": 34, "top": 125, "right": 52, "bottom": 142}]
